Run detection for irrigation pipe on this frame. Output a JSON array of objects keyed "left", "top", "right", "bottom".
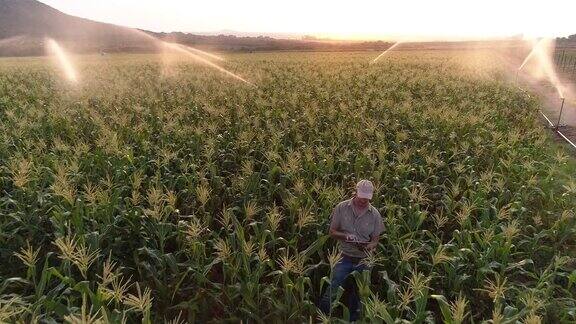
[
  {"left": 540, "top": 110, "right": 576, "bottom": 150},
  {"left": 518, "top": 86, "right": 576, "bottom": 150}
]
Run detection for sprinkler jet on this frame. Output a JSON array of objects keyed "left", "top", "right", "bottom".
[
  {"left": 162, "top": 42, "right": 255, "bottom": 86},
  {"left": 45, "top": 38, "right": 78, "bottom": 83},
  {"left": 371, "top": 42, "right": 402, "bottom": 64},
  {"left": 517, "top": 38, "right": 565, "bottom": 98},
  {"left": 131, "top": 29, "right": 253, "bottom": 86}
]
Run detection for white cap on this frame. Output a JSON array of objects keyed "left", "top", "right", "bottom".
[{"left": 356, "top": 180, "right": 374, "bottom": 199}]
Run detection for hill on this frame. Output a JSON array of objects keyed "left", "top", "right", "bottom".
[
  {"left": 0, "top": 0, "right": 158, "bottom": 56},
  {"left": 0, "top": 0, "right": 398, "bottom": 56}
]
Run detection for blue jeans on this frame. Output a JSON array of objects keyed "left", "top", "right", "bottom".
[{"left": 319, "top": 255, "right": 367, "bottom": 321}]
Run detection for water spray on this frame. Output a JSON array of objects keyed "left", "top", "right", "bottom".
[
  {"left": 516, "top": 43, "right": 537, "bottom": 86},
  {"left": 517, "top": 38, "right": 566, "bottom": 98},
  {"left": 184, "top": 46, "right": 225, "bottom": 61},
  {"left": 130, "top": 29, "right": 252, "bottom": 85},
  {"left": 163, "top": 42, "right": 254, "bottom": 86},
  {"left": 517, "top": 39, "right": 575, "bottom": 150},
  {"left": 45, "top": 38, "right": 78, "bottom": 83},
  {"left": 518, "top": 44, "right": 537, "bottom": 71},
  {"left": 371, "top": 42, "right": 401, "bottom": 64}
]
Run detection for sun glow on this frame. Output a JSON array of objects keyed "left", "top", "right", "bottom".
[{"left": 42, "top": 0, "right": 576, "bottom": 41}]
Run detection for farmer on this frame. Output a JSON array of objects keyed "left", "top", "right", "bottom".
[{"left": 319, "top": 179, "right": 384, "bottom": 321}]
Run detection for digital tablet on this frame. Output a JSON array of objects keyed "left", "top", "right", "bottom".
[{"left": 344, "top": 240, "right": 370, "bottom": 245}]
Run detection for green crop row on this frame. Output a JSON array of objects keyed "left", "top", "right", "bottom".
[{"left": 0, "top": 51, "right": 575, "bottom": 323}]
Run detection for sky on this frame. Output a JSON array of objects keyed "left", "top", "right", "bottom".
[{"left": 41, "top": 0, "right": 576, "bottom": 40}]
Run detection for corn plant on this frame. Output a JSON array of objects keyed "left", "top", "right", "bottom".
[{"left": 0, "top": 51, "right": 575, "bottom": 322}]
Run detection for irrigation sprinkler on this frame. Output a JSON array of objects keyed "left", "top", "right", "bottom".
[{"left": 555, "top": 97, "right": 566, "bottom": 130}]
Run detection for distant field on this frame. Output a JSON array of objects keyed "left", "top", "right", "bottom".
[{"left": 0, "top": 52, "right": 575, "bottom": 323}]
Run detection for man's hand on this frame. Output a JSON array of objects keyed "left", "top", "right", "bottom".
[
  {"left": 345, "top": 234, "right": 360, "bottom": 242},
  {"left": 365, "top": 241, "right": 378, "bottom": 251},
  {"left": 329, "top": 227, "right": 352, "bottom": 242}
]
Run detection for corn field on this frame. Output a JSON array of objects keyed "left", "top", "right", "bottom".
[
  {"left": 0, "top": 51, "right": 575, "bottom": 323},
  {"left": 555, "top": 48, "right": 576, "bottom": 78}
]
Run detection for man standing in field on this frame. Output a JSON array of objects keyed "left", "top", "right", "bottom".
[{"left": 319, "top": 179, "right": 384, "bottom": 321}]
